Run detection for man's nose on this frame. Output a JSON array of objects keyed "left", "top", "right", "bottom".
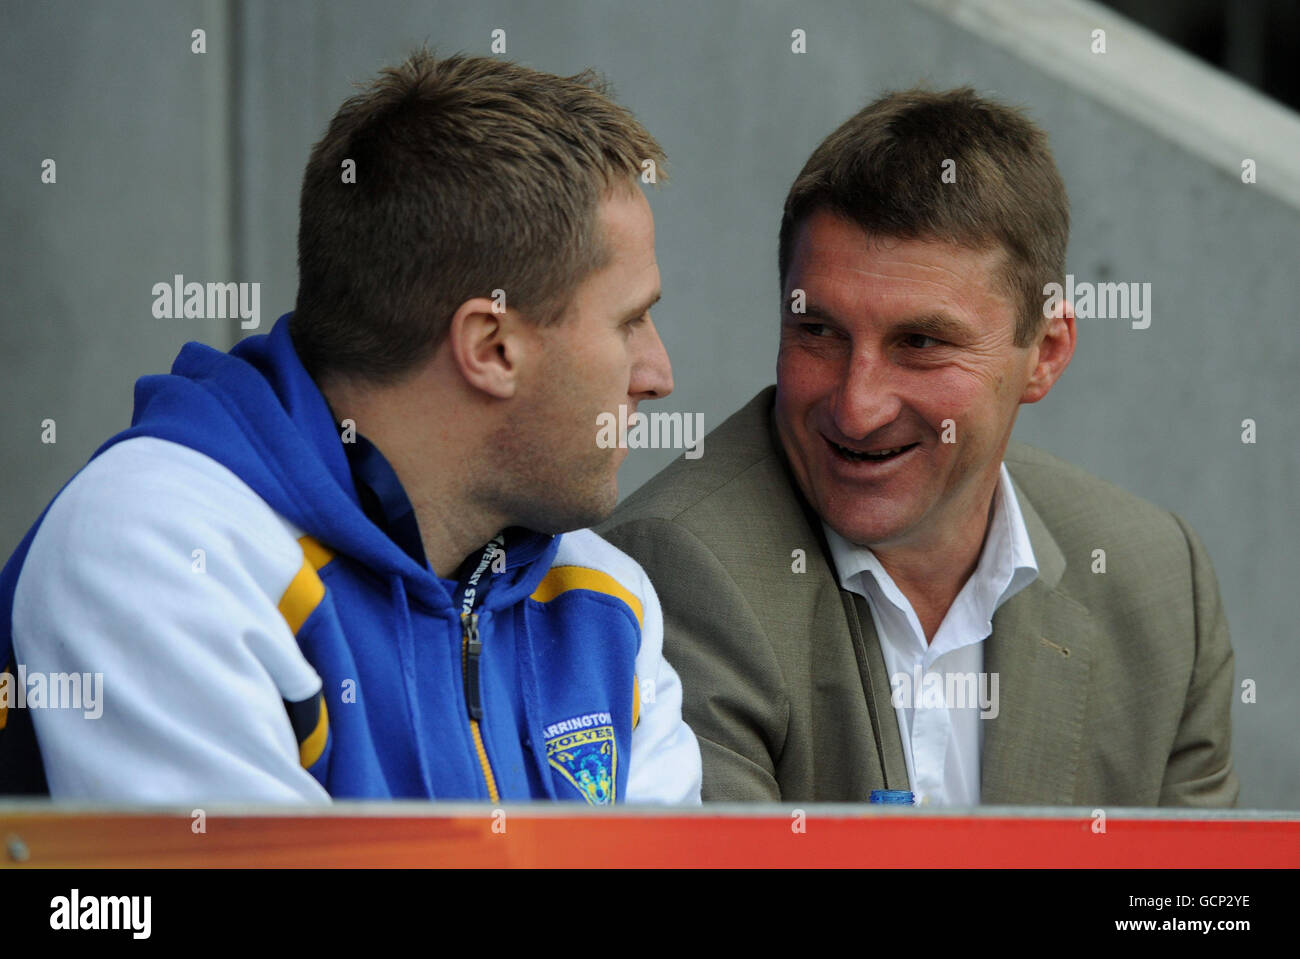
[
  {"left": 831, "top": 350, "right": 901, "bottom": 439},
  {"left": 630, "top": 314, "right": 674, "bottom": 400}
]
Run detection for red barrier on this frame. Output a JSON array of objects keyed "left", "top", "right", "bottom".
[{"left": 2, "top": 806, "right": 1296, "bottom": 867}]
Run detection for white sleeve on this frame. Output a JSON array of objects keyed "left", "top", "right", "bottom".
[
  {"left": 11, "top": 437, "right": 330, "bottom": 803},
  {"left": 625, "top": 550, "right": 703, "bottom": 806}
]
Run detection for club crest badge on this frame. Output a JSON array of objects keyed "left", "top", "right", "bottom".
[{"left": 543, "top": 711, "right": 617, "bottom": 804}]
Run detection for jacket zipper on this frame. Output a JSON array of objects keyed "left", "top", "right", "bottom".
[{"left": 461, "top": 612, "right": 500, "bottom": 802}]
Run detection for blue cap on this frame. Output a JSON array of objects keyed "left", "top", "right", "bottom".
[{"left": 869, "top": 789, "right": 916, "bottom": 804}]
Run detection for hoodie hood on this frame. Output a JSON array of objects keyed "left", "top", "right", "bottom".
[{"left": 104, "top": 312, "right": 558, "bottom": 613}]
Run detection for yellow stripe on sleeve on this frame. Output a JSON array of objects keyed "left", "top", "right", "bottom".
[
  {"left": 278, "top": 559, "right": 325, "bottom": 635},
  {"left": 299, "top": 695, "right": 329, "bottom": 768},
  {"left": 529, "top": 565, "right": 644, "bottom": 628},
  {"left": 277, "top": 536, "right": 334, "bottom": 635},
  {"left": 298, "top": 535, "right": 334, "bottom": 571}
]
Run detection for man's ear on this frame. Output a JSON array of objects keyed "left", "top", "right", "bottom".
[
  {"left": 446, "top": 297, "right": 533, "bottom": 399},
  {"left": 1020, "top": 303, "right": 1076, "bottom": 405}
]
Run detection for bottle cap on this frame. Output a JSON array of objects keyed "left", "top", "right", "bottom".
[{"left": 869, "top": 789, "right": 916, "bottom": 804}]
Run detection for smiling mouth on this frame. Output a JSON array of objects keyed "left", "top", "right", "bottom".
[{"left": 827, "top": 438, "right": 920, "bottom": 462}]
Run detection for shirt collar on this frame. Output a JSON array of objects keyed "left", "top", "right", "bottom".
[{"left": 822, "top": 463, "right": 1039, "bottom": 623}]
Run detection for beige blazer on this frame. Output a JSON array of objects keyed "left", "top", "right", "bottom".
[{"left": 599, "top": 387, "right": 1239, "bottom": 806}]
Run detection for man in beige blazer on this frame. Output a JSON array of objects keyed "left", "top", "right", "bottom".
[{"left": 599, "top": 88, "right": 1239, "bottom": 807}]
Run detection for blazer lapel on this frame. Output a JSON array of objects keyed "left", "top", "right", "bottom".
[
  {"left": 841, "top": 590, "right": 911, "bottom": 791},
  {"left": 791, "top": 423, "right": 910, "bottom": 797},
  {"left": 981, "top": 476, "right": 1099, "bottom": 805}
]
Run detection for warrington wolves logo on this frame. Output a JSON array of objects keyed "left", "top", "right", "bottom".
[{"left": 543, "top": 712, "right": 617, "bottom": 804}]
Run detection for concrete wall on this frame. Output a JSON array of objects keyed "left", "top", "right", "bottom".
[{"left": 3, "top": 0, "right": 1296, "bottom": 807}]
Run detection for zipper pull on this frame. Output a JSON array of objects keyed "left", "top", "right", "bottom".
[{"left": 462, "top": 612, "right": 483, "bottom": 722}]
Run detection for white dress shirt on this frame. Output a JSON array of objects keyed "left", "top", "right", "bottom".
[{"left": 822, "top": 464, "right": 1038, "bottom": 806}]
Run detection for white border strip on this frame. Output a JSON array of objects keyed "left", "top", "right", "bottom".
[{"left": 1, "top": 800, "right": 1295, "bottom": 820}]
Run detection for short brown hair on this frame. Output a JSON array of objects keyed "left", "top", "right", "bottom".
[
  {"left": 292, "top": 50, "right": 665, "bottom": 384},
  {"left": 778, "top": 87, "right": 1069, "bottom": 346}
]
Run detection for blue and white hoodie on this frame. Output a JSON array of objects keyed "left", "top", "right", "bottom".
[{"left": 0, "top": 314, "right": 700, "bottom": 804}]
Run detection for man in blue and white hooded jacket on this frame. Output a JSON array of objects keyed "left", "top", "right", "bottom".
[{"left": 0, "top": 51, "right": 701, "bottom": 805}]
